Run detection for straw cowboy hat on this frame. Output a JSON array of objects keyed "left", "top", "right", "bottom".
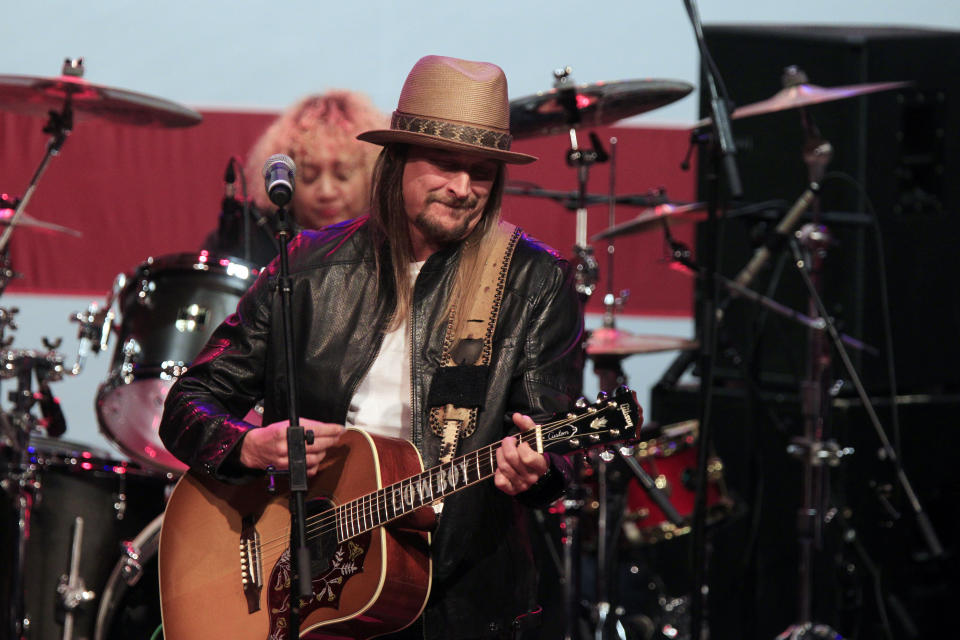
[{"left": 358, "top": 55, "right": 537, "bottom": 165}]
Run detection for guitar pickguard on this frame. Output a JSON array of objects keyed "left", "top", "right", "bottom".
[{"left": 266, "top": 523, "right": 371, "bottom": 639}]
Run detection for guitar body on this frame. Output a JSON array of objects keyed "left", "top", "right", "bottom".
[{"left": 159, "top": 428, "right": 432, "bottom": 640}]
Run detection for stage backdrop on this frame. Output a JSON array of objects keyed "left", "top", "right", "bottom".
[{"left": 0, "top": 109, "right": 696, "bottom": 454}]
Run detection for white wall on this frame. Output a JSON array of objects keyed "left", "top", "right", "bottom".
[{"left": 5, "top": 1, "right": 959, "bottom": 125}]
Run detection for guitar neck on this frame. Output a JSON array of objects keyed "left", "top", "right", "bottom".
[
  {"left": 334, "top": 431, "right": 534, "bottom": 541},
  {"left": 333, "top": 388, "right": 637, "bottom": 542}
]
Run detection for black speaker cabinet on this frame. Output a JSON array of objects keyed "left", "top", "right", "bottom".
[{"left": 696, "top": 25, "right": 960, "bottom": 394}]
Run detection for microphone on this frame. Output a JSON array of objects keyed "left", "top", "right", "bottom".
[
  {"left": 224, "top": 158, "right": 237, "bottom": 200},
  {"left": 262, "top": 154, "right": 296, "bottom": 207},
  {"left": 36, "top": 381, "right": 67, "bottom": 438},
  {"left": 732, "top": 181, "right": 821, "bottom": 289}
]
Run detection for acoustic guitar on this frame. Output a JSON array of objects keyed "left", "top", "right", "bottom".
[{"left": 158, "top": 387, "right": 639, "bottom": 639}]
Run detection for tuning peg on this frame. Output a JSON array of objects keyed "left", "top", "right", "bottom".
[
  {"left": 595, "top": 390, "right": 609, "bottom": 402},
  {"left": 574, "top": 397, "right": 588, "bottom": 409}
]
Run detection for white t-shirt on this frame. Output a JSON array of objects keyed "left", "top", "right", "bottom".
[{"left": 344, "top": 261, "right": 424, "bottom": 439}]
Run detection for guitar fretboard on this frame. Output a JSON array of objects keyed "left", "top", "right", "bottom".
[{"left": 334, "top": 428, "right": 539, "bottom": 541}]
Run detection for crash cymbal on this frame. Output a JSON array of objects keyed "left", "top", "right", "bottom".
[
  {"left": 694, "top": 79, "right": 910, "bottom": 129},
  {"left": 0, "top": 73, "right": 202, "bottom": 128},
  {"left": 0, "top": 198, "right": 82, "bottom": 237},
  {"left": 586, "top": 327, "right": 697, "bottom": 357},
  {"left": 592, "top": 202, "right": 707, "bottom": 241},
  {"left": 511, "top": 78, "right": 694, "bottom": 140}
]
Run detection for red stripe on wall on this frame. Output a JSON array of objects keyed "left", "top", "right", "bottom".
[{"left": 0, "top": 111, "right": 696, "bottom": 316}]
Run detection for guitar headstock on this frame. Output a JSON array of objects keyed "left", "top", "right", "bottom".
[{"left": 538, "top": 386, "right": 641, "bottom": 454}]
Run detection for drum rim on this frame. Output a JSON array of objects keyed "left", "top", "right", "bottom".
[
  {"left": 125, "top": 251, "right": 260, "bottom": 282},
  {"left": 94, "top": 512, "right": 165, "bottom": 640}
]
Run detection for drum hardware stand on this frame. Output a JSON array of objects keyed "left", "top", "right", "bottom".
[
  {"left": 68, "top": 302, "right": 115, "bottom": 376},
  {"left": 591, "top": 137, "right": 633, "bottom": 394},
  {"left": 583, "top": 440, "right": 688, "bottom": 640},
  {"left": 560, "top": 454, "right": 586, "bottom": 640},
  {"left": 0, "top": 341, "right": 76, "bottom": 640},
  {"left": 771, "top": 224, "right": 942, "bottom": 639},
  {"left": 551, "top": 66, "right": 606, "bottom": 299},
  {"left": 57, "top": 517, "right": 96, "bottom": 640}
]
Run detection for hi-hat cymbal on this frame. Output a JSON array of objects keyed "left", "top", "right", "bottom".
[
  {"left": 511, "top": 78, "right": 694, "bottom": 140},
  {"left": 0, "top": 201, "right": 82, "bottom": 237},
  {"left": 0, "top": 73, "right": 202, "bottom": 128},
  {"left": 694, "top": 79, "right": 910, "bottom": 129},
  {"left": 592, "top": 202, "right": 707, "bottom": 241},
  {"left": 586, "top": 327, "right": 697, "bottom": 357}
]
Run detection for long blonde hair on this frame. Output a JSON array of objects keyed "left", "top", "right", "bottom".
[{"left": 369, "top": 144, "right": 506, "bottom": 335}]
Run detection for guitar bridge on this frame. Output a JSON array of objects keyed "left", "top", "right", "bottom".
[{"left": 240, "top": 515, "right": 263, "bottom": 613}]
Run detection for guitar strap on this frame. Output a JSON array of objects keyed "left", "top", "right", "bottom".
[{"left": 428, "top": 221, "right": 521, "bottom": 469}]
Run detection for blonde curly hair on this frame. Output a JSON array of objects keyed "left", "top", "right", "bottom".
[{"left": 243, "top": 90, "right": 387, "bottom": 216}]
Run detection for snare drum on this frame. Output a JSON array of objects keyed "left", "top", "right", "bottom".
[
  {"left": 0, "top": 437, "right": 168, "bottom": 640},
  {"left": 96, "top": 252, "right": 258, "bottom": 473},
  {"left": 622, "top": 420, "right": 733, "bottom": 544}
]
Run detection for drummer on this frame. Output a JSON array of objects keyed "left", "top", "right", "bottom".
[{"left": 202, "top": 90, "right": 388, "bottom": 266}]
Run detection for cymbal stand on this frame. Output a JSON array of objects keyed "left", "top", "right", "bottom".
[
  {"left": 592, "top": 137, "right": 631, "bottom": 394},
  {"left": 552, "top": 67, "right": 605, "bottom": 299},
  {"left": 0, "top": 59, "right": 79, "bottom": 255},
  {"left": 775, "top": 100, "right": 941, "bottom": 637}
]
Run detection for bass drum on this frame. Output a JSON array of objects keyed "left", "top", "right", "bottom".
[
  {"left": 94, "top": 513, "right": 164, "bottom": 640},
  {"left": 0, "top": 437, "right": 168, "bottom": 640},
  {"left": 96, "top": 252, "right": 259, "bottom": 473}
]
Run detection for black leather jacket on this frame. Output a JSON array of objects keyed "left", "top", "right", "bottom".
[{"left": 160, "top": 217, "right": 584, "bottom": 639}]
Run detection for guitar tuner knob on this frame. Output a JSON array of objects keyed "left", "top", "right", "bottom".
[
  {"left": 588, "top": 433, "right": 601, "bottom": 442},
  {"left": 569, "top": 438, "right": 581, "bottom": 449},
  {"left": 574, "top": 397, "right": 588, "bottom": 409},
  {"left": 610, "top": 429, "right": 621, "bottom": 437},
  {"left": 596, "top": 391, "right": 609, "bottom": 402}
]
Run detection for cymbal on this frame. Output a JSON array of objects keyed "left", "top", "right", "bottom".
[
  {"left": 511, "top": 78, "right": 694, "bottom": 140},
  {"left": 591, "top": 202, "right": 707, "bottom": 241},
  {"left": 0, "top": 73, "right": 202, "bottom": 128},
  {"left": 694, "top": 79, "right": 910, "bottom": 129},
  {"left": 586, "top": 327, "right": 697, "bottom": 357},
  {"left": 0, "top": 202, "right": 82, "bottom": 237},
  {"left": 504, "top": 185, "right": 666, "bottom": 209}
]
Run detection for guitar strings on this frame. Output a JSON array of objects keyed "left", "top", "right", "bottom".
[
  {"left": 252, "top": 410, "right": 619, "bottom": 558},
  {"left": 252, "top": 425, "right": 545, "bottom": 558},
  {"left": 252, "top": 413, "right": 612, "bottom": 558}
]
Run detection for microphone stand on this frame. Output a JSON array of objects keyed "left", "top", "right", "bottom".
[
  {"left": 272, "top": 203, "right": 314, "bottom": 636},
  {"left": 681, "top": 1, "right": 743, "bottom": 636}
]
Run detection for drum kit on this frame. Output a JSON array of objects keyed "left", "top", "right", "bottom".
[{"left": 0, "top": 56, "right": 912, "bottom": 640}]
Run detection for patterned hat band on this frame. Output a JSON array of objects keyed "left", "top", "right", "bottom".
[{"left": 391, "top": 111, "right": 513, "bottom": 152}]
